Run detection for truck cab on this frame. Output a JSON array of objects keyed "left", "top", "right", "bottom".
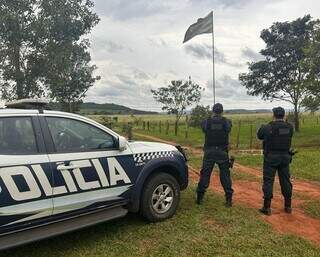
[{"left": 0, "top": 99, "right": 188, "bottom": 250}]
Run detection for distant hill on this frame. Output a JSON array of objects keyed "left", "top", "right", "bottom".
[
  {"left": 79, "top": 102, "right": 157, "bottom": 115},
  {"left": 224, "top": 109, "right": 271, "bottom": 114},
  {"left": 47, "top": 101, "right": 270, "bottom": 115}
]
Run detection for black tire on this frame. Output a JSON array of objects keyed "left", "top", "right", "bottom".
[{"left": 141, "top": 173, "right": 180, "bottom": 222}]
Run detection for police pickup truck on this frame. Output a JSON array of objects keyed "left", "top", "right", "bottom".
[{"left": 0, "top": 99, "right": 188, "bottom": 250}]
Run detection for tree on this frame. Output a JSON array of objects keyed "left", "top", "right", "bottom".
[
  {"left": 0, "top": 0, "right": 100, "bottom": 111},
  {"left": 301, "top": 28, "right": 320, "bottom": 114},
  {"left": 189, "top": 105, "right": 211, "bottom": 127},
  {"left": 151, "top": 78, "right": 203, "bottom": 135},
  {"left": 43, "top": 41, "right": 100, "bottom": 112},
  {"left": 239, "top": 15, "right": 318, "bottom": 131},
  {"left": 0, "top": 0, "right": 44, "bottom": 99},
  {"left": 38, "top": 0, "right": 100, "bottom": 112}
]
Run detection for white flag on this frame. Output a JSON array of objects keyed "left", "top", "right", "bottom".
[{"left": 183, "top": 11, "right": 213, "bottom": 43}]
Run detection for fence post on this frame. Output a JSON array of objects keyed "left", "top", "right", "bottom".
[
  {"left": 236, "top": 120, "right": 241, "bottom": 149},
  {"left": 159, "top": 121, "right": 162, "bottom": 133},
  {"left": 166, "top": 120, "right": 169, "bottom": 135},
  {"left": 147, "top": 121, "right": 150, "bottom": 131},
  {"left": 174, "top": 120, "right": 178, "bottom": 136},
  {"left": 185, "top": 123, "right": 189, "bottom": 139},
  {"left": 127, "top": 122, "right": 133, "bottom": 141},
  {"left": 250, "top": 123, "right": 253, "bottom": 149}
]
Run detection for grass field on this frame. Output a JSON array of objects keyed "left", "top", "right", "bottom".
[
  {"left": 2, "top": 185, "right": 319, "bottom": 257},
  {"left": 301, "top": 200, "right": 320, "bottom": 219}
]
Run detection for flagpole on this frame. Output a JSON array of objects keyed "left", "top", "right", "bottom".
[{"left": 211, "top": 11, "right": 216, "bottom": 105}]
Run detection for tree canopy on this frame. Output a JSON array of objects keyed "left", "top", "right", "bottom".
[
  {"left": 189, "top": 105, "right": 211, "bottom": 127},
  {"left": 301, "top": 28, "right": 320, "bottom": 113},
  {"left": 0, "top": 0, "right": 100, "bottom": 112},
  {"left": 239, "top": 15, "right": 319, "bottom": 131},
  {"left": 0, "top": 0, "right": 42, "bottom": 99},
  {"left": 38, "top": 0, "right": 100, "bottom": 112},
  {"left": 151, "top": 78, "right": 203, "bottom": 134}
]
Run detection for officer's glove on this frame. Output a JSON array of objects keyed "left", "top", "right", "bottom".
[
  {"left": 229, "top": 156, "right": 235, "bottom": 169},
  {"left": 289, "top": 149, "right": 298, "bottom": 156},
  {"left": 288, "top": 149, "right": 297, "bottom": 163}
]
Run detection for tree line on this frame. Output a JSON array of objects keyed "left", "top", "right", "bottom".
[{"left": 0, "top": 0, "right": 100, "bottom": 112}]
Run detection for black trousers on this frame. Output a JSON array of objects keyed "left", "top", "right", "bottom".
[
  {"left": 263, "top": 153, "right": 292, "bottom": 200},
  {"left": 197, "top": 148, "right": 234, "bottom": 198}
]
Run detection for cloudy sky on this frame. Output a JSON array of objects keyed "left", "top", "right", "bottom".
[{"left": 86, "top": 0, "right": 320, "bottom": 112}]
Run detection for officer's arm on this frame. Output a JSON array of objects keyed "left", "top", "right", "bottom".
[
  {"left": 257, "top": 125, "right": 267, "bottom": 140},
  {"left": 290, "top": 123, "right": 294, "bottom": 136},
  {"left": 226, "top": 119, "right": 232, "bottom": 133},
  {"left": 201, "top": 120, "right": 207, "bottom": 133}
]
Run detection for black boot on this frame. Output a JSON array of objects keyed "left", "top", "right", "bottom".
[
  {"left": 225, "top": 195, "right": 232, "bottom": 208},
  {"left": 284, "top": 198, "right": 292, "bottom": 214},
  {"left": 259, "top": 199, "right": 271, "bottom": 216},
  {"left": 196, "top": 192, "right": 204, "bottom": 205}
]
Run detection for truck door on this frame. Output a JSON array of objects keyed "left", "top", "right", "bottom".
[
  {"left": 41, "top": 115, "right": 137, "bottom": 218},
  {"left": 0, "top": 116, "right": 53, "bottom": 234}
]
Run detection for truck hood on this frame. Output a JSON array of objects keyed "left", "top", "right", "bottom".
[{"left": 127, "top": 141, "right": 178, "bottom": 154}]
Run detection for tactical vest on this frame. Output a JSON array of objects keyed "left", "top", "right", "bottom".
[
  {"left": 204, "top": 117, "right": 229, "bottom": 148},
  {"left": 266, "top": 121, "right": 293, "bottom": 153}
]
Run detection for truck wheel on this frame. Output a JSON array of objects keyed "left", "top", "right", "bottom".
[{"left": 141, "top": 173, "right": 180, "bottom": 222}]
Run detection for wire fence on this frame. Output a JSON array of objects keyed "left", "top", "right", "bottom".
[{"left": 92, "top": 114, "right": 320, "bottom": 150}]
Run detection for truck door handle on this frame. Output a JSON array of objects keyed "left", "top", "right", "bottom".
[{"left": 57, "top": 165, "right": 79, "bottom": 170}]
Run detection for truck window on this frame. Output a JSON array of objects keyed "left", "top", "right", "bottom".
[
  {"left": 46, "top": 117, "right": 116, "bottom": 153},
  {"left": 0, "top": 117, "right": 38, "bottom": 155}
]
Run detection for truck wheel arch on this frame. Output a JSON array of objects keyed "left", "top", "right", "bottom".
[{"left": 127, "top": 158, "right": 185, "bottom": 213}]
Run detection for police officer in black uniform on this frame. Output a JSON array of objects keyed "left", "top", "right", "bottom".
[
  {"left": 196, "top": 103, "right": 234, "bottom": 207},
  {"left": 257, "top": 107, "right": 294, "bottom": 215}
]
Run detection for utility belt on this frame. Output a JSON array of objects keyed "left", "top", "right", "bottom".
[
  {"left": 266, "top": 150, "right": 290, "bottom": 155},
  {"left": 264, "top": 149, "right": 297, "bottom": 163},
  {"left": 204, "top": 146, "right": 235, "bottom": 168},
  {"left": 204, "top": 145, "right": 228, "bottom": 152}
]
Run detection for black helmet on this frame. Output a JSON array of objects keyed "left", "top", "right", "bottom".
[
  {"left": 212, "top": 103, "right": 223, "bottom": 114},
  {"left": 272, "top": 107, "right": 285, "bottom": 119}
]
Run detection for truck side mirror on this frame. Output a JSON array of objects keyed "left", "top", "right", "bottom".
[{"left": 118, "top": 136, "right": 128, "bottom": 151}]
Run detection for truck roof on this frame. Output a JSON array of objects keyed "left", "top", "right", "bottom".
[{"left": 0, "top": 108, "right": 82, "bottom": 118}]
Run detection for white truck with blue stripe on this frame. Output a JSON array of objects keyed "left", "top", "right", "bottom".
[{"left": 0, "top": 100, "right": 188, "bottom": 250}]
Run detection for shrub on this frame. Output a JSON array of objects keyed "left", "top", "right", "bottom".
[{"left": 189, "top": 105, "right": 211, "bottom": 127}]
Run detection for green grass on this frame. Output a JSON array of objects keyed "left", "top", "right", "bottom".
[
  {"left": 2, "top": 185, "right": 319, "bottom": 257},
  {"left": 235, "top": 154, "right": 263, "bottom": 168},
  {"left": 301, "top": 200, "right": 320, "bottom": 219}
]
